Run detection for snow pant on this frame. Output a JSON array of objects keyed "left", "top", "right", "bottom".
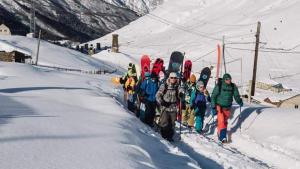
[
  {"left": 182, "top": 106, "right": 195, "bottom": 127},
  {"left": 159, "top": 109, "right": 177, "bottom": 140},
  {"left": 139, "top": 101, "right": 146, "bottom": 122},
  {"left": 195, "top": 108, "right": 206, "bottom": 133},
  {"left": 127, "top": 93, "right": 136, "bottom": 112},
  {"left": 217, "top": 105, "right": 231, "bottom": 141},
  {"left": 145, "top": 101, "right": 156, "bottom": 127}
]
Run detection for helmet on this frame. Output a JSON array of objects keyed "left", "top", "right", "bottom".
[{"left": 190, "top": 74, "right": 196, "bottom": 83}]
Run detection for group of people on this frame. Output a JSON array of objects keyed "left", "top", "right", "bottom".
[{"left": 119, "top": 63, "right": 243, "bottom": 143}]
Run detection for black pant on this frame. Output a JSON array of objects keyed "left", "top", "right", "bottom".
[
  {"left": 159, "top": 110, "right": 177, "bottom": 140},
  {"left": 145, "top": 101, "right": 156, "bottom": 127}
]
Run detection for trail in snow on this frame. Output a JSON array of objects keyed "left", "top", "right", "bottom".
[{"left": 96, "top": 81, "right": 274, "bottom": 169}]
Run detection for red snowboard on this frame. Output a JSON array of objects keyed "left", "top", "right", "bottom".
[
  {"left": 141, "top": 55, "right": 151, "bottom": 79},
  {"left": 183, "top": 60, "right": 192, "bottom": 82},
  {"left": 151, "top": 58, "right": 164, "bottom": 77}
]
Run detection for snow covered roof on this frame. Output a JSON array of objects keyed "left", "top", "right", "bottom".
[{"left": 0, "top": 39, "right": 31, "bottom": 56}]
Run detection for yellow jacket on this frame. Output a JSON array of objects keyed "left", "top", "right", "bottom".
[{"left": 125, "top": 77, "right": 136, "bottom": 94}]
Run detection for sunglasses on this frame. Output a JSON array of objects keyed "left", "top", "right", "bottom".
[
  {"left": 225, "top": 78, "right": 231, "bottom": 81},
  {"left": 170, "top": 77, "right": 177, "bottom": 79}
]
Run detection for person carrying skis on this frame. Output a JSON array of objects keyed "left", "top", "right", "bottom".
[
  {"left": 182, "top": 74, "right": 197, "bottom": 128},
  {"left": 125, "top": 71, "right": 137, "bottom": 112},
  {"left": 211, "top": 73, "right": 243, "bottom": 143},
  {"left": 140, "top": 72, "right": 159, "bottom": 127},
  {"left": 190, "top": 81, "right": 211, "bottom": 133},
  {"left": 156, "top": 72, "right": 184, "bottom": 141}
]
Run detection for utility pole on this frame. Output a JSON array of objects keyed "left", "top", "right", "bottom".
[
  {"left": 35, "top": 30, "right": 41, "bottom": 65},
  {"left": 250, "top": 21, "right": 261, "bottom": 97},
  {"left": 30, "top": 0, "right": 36, "bottom": 37},
  {"left": 222, "top": 36, "right": 227, "bottom": 74}
]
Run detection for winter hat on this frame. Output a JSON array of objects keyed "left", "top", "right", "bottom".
[
  {"left": 223, "top": 73, "right": 232, "bottom": 80},
  {"left": 196, "top": 81, "right": 205, "bottom": 90},
  {"left": 169, "top": 72, "right": 178, "bottom": 79},
  {"left": 190, "top": 74, "right": 196, "bottom": 83},
  {"left": 145, "top": 72, "right": 151, "bottom": 77},
  {"left": 128, "top": 63, "right": 133, "bottom": 69}
]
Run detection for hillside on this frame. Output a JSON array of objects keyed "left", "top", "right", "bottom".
[
  {"left": 0, "top": 0, "right": 140, "bottom": 42},
  {"left": 91, "top": 0, "right": 300, "bottom": 94}
]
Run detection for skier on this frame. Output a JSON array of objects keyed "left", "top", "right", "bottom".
[
  {"left": 211, "top": 73, "right": 243, "bottom": 143},
  {"left": 120, "top": 63, "right": 137, "bottom": 101},
  {"left": 125, "top": 71, "right": 137, "bottom": 112},
  {"left": 182, "top": 74, "right": 197, "bottom": 128},
  {"left": 156, "top": 72, "right": 184, "bottom": 141},
  {"left": 140, "top": 72, "right": 159, "bottom": 127},
  {"left": 190, "top": 81, "right": 211, "bottom": 133}
]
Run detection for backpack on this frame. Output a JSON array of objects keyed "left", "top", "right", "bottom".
[
  {"left": 217, "top": 78, "right": 235, "bottom": 96},
  {"left": 162, "top": 83, "right": 179, "bottom": 100}
]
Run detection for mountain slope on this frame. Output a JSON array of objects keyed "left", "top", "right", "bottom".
[
  {"left": 0, "top": 0, "right": 139, "bottom": 42},
  {"left": 91, "top": 0, "right": 300, "bottom": 92}
]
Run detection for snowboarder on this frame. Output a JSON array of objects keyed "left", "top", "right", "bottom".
[
  {"left": 156, "top": 72, "right": 184, "bottom": 141},
  {"left": 182, "top": 74, "right": 197, "bottom": 128},
  {"left": 140, "top": 72, "right": 159, "bottom": 127},
  {"left": 211, "top": 73, "right": 243, "bottom": 143},
  {"left": 190, "top": 81, "right": 211, "bottom": 133}
]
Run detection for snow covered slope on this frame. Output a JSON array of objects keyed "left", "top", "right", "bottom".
[
  {"left": 88, "top": 0, "right": 300, "bottom": 168},
  {"left": 0, "top": 35, "right": 113, "bottom": 70},
  {"left": 91, "top": 0, "right": 300, "bottom": 93},
  {"left": 0, "top": 62, "right": 202, "bottom": 169}
]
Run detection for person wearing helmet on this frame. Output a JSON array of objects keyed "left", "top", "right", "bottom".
[
  {"left": 211, "top": 73, "right": 243, "bottom": 143},
  {"left": 190, "top": 81, "right": 211, "bottom": 133},
  {"left": 182, "top": 74, "right": 197, "bottom": 128},
  {"left": 156, "top": 72, "right": 184, "bottom": 141}
]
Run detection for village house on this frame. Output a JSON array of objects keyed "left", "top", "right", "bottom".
[{"left": 0, "top": 24, "right": 11, "bottom": 36}]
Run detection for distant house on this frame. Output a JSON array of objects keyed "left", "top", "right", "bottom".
[
  {"left": 0, "top": 40, "right": 32, "bottom": 63},
  {"left": 279, "top": 94, "right": 300, "bottom": 109},
  {"left": 0, "top": 24, "right": 11, "bottom": 36}
]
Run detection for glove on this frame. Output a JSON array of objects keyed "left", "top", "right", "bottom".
[
  {"left": 239, "top": 102, "right": 243, "bottom": 107},
  {"left": 211, "top": 107, "right": 217, "bottom": 116}
]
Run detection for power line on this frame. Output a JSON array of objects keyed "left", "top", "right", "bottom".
[
  {"left": 146, "top": 13, "right": 223, "bottom": 41},
  {"left": 193, "top": 49, "right": 217, "bottom": 62},
  {"left": 227, "top": 46, "right": 300, "bottom": 54}
]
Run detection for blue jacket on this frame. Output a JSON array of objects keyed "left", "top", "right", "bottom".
[
  {"left": 190, "top": 89, "right": 211, "bottom": 115},
  {"left": 140, "top": 78, "right": 158, "bottom": 102}
]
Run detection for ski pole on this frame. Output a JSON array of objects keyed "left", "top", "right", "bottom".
[{"left": 239, "top": 106, "right": 242, "bottom": 133}]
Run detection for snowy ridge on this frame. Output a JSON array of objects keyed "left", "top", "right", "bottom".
[{"left": 104, "top": 0, "right": 164, "bottom": 15}]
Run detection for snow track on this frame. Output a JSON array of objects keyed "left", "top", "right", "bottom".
[{"left": 100, "top": 83, "right": 274, "bottom": 169}]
